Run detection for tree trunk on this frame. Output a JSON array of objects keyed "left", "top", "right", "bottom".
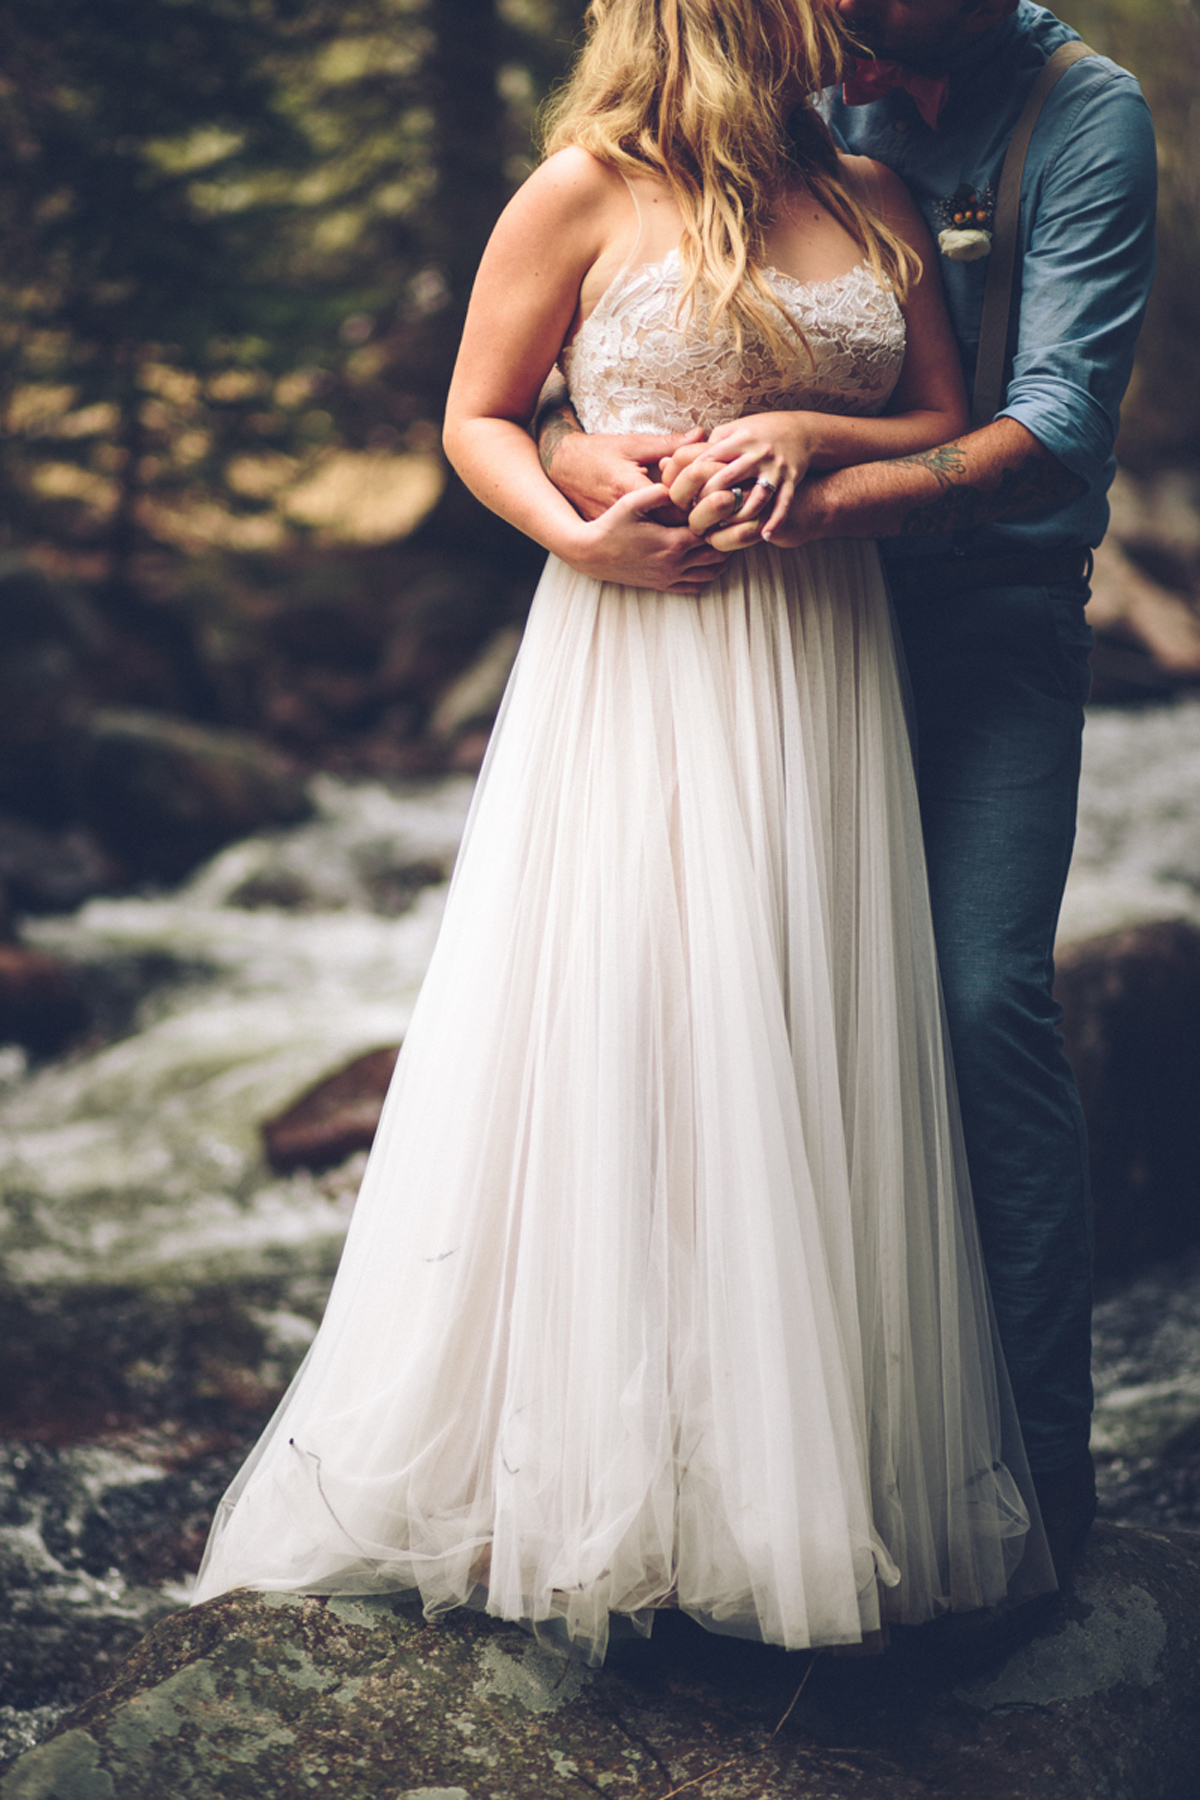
[{"left": 412, "top": 0, "right": 542, "bottom": 580}]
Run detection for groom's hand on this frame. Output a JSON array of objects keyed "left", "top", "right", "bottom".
[
  {"left": 540, "top": 413, "right": 701, "bottom": 523},
  {"left": 535, "top": 389, "right": 731, "bottom": 590}
]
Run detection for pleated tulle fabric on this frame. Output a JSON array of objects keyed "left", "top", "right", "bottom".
[{"left": 192, "top": 540, "right": 1053, "bottom": 1660}]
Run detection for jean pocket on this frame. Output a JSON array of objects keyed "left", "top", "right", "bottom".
[{"left": 1041, "top": 581, "right": 1094, "bottom": 707}]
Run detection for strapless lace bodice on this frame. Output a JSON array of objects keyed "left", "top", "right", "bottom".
[{"left": 563, "top": 250, "right": 906, "bottom": 436}]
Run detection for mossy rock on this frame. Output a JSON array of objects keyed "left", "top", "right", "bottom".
[{"left": 5, "top": 1523, "right": 1200, "bottom": 1799}]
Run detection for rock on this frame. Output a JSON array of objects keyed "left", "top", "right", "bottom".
[
  {"left": 0, "top": 945, "right": 87, "bottom": 1057},
  {"left": 262, "top": 1046, "right": 400, "bottom": 1173},
  {"left": 1107, "top": 468, "right": 1200, "bottom": 590},
  {"left": 0, "top": 558, "right": 102, "bottom": 826},
  {"left": 0, "top": 815, "right": 117, "bottom": 917},
  {"left": 0, "top": 1278, "right": 330, "bottom": 1442},
  {"left": 0, "top": 1437, "right": 238, "bottom": 1754},
  {"left": 428, "top": 626, "right": 522, "bottom": 742},
  {"left": 1091, "top": 1255, "right": 1200, "bottom": 1521},
  {"left": 372, "top": 556, "right": 520, "bottom": 724},
  {"left": 1087, "top": 540, "right": 1200, "bottom": 699},
  {"left": 72, "top": 711, "right": 313, "bottom": 883},
  {"left": 3, "top": 1523, "right": 1198, "bottom": 1799},
  {"left": 1054, "top": 918, "right": 1200, "bottom": 1272},
  {"left": 226, "top": 853, "right": 445, "bottom": 919}
]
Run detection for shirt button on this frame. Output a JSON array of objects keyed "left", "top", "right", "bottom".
[{"left": 894, "top": 119, "right": 909, "bottom": 133}]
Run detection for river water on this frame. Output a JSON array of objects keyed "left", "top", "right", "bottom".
[{"left": 2, "top": 698, "right": 1200, "bottom": 1760}]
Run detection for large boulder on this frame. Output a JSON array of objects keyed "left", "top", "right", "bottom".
[
  {"left": 3, "top": 1523, "right": 1198, "bottom": 1800},
  {"left": 72, "top": 711, "right": 313, "bottom": 883},
  {"left": 1054, "top": 917, "right": 1200, "bottom": 1271}
]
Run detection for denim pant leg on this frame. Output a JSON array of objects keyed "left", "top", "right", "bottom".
[{"left": 891, "top": 577, "right": 1094, "bottom": 1475}]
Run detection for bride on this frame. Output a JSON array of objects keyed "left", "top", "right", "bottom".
[{"left": 192, "top": 0, "right": 1053, "bottom": 1662}]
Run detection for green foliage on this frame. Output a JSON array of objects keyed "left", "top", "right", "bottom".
[
  {"left": 0, "top": 0, "right": 322, "bottom": 566},
  {"left": 0, "top": 0, "right": 586, "bottom": 585}
]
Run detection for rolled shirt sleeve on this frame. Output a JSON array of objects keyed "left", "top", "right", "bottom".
[{"left": 998, "top": 68, "right": 1157, "bottom": 496}]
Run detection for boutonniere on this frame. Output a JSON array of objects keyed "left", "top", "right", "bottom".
[{"left": 934, "top": 183, "right": 994, "bottom": 262}]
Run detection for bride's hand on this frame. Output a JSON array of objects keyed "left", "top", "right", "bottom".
[
  {"left": 665, "top": 413, "right": 815, "bottom": 547},
  {"left": 564, "top": 484, "right": 732, "bottom": 594}
]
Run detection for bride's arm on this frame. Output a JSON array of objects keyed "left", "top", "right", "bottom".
[
  {"left": 665, "top": 162, "right": 970, "bottom": 543},
  {"left": 444, "top": 150, "right": 722, "bottom": 594}
]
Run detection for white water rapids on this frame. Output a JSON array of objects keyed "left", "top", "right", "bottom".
[{"left": 0, "top": 775, "right": 475, "bottom": 1295}]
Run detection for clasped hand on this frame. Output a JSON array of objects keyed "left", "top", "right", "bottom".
[{"left": 661, "top": 412, "right": 812, "bottom": 552}]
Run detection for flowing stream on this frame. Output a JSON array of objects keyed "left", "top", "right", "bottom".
[{"left": 2, "top": 699, "right": 1200, "bottom": 1760}]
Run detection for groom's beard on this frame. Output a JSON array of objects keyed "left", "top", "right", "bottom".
[{"left": 833, "top": 0, "right": 983, "bottom": 73}]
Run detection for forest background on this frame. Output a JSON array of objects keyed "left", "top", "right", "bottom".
[{"left": 0, "top": 0, "right": 1197, "bottom": 813}]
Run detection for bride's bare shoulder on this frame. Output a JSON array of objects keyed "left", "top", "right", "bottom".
[
  {"left": 484, "top": 148, "right": 629, "bottom": 272},
  {"left": 514, "top": 148, "right": 628, "bottom": 222},
  {"left": 837, "top": 153, "right": 921, "bottom": 229},
  {"left": 838, "top": 153, "right": 897, "bottom": 200}
]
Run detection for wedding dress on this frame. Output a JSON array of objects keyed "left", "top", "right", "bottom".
[{"left": 192, "top": 246, "right": 1053, "bottom": 1662}]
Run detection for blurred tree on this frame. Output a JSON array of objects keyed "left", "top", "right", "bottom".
[
  {"left": 0, "top": 0, "right": 585, "bottom": 708},
  {"left": 0, "top": 0, "right": 340, "bottom": 700},
  {"left": 297, "top": 0, "right": 586, "bottom": 560}
]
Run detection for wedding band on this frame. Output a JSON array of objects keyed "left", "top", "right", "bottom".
[{"left": 728, "top": 486, "right": 746, "bottom": 510}]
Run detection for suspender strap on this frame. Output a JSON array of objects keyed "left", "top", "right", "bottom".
[{"left": 970, "top": 40, "right": 1098, "bottom": 431}]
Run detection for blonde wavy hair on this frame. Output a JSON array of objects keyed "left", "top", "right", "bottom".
[{"left": 542, "top": 0, "right": 920, "bottom": 362}]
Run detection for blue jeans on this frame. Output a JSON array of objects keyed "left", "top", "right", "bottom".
[{"left": 889, "top": 575, "right": 1094, "bottom": 1475}]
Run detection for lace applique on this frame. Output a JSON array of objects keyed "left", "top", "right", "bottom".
[{"left": 563, "top": 252, "right": 906, "bottom": 437}]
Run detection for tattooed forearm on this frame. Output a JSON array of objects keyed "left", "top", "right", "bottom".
[
  {"left": 776, "top": 421, "right": 1087, "bottom": 547},
  {"left": 896, "top": 448, "right": 1086, "bottom": 538},
  {"left": 888, "top": 442, "right": 970, "bottom": 490},
  {"left": 537, "top": 404, "right": 584, "bottom": 480}
]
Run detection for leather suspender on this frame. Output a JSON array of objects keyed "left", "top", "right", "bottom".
[{"left": 970, "top": 40, "right": 1098, "bottom": 430}]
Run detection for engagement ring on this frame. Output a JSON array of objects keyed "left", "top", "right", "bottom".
[{"left": 753, "top": 478, "right": 778, "bottom": 497}]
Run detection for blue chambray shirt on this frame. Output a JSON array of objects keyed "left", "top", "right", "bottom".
[{"left": 825, "top": 1, "right": 1157, "bottom": 563}]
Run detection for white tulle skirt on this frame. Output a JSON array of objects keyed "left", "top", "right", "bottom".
[{"left": 193, "top": 540, "right": 1052, "bottom": 1661}]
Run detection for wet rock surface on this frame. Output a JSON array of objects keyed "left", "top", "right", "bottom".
[
  {"left": 71, "top": 710, "right": 313, "bottom": 884},
  {"left": 262, "top": 1046, "right": 400, "bottom": 1174},
  {"left": 0, "top": 1436, "right": 239, "bottom": 1766},
  {"left": 1088, "top": 470, "right": 1200, "bottom": 700},
  {"left": 0, "top": 816, "right": 116, "bottom": 921},
  {"left": 0, "top": 1275, "right": 329, "bottom": 1442},
  {"left": 1055, "top": 917, "right": 1200, "bottom": 1272},
  {"left": 0, "top": 946, "right": 88, "bottom": 1059},
  {"left": 2, "top": 1523, "right": 1197, "bottom": 1800},
  {"left": 1093, "top": 1245, "right": 1200, "bottom": 1531}
]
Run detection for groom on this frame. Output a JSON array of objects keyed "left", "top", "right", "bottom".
[{"left": 536, "top": 0, "right": 1157, "bottom": 1576}]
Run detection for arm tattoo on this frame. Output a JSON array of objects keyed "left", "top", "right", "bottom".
[
  {"left": 895, "top": 447, "right": 1086, "bottom": 538},
  {"left": 537, "top": 405, "right": 584, "bottom": 480},
  {"left": 889, "top": 442, "right": 970, "bottom": 490}
]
